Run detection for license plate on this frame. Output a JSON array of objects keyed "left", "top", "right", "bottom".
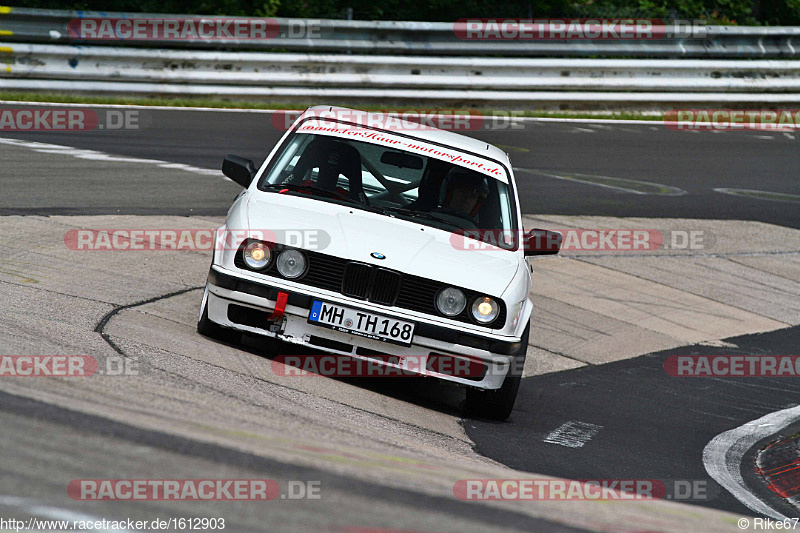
[{"left": 308, "top": 300, "right": 415, "bottom": 346}]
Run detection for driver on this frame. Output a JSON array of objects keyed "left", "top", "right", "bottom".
[{"left": 433, "top": 167, "right": 489, "bottom": 227}]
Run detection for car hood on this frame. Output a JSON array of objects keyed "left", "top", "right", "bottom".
[{"left": 245, "top": 193, "right": 519, "bottom": 297}]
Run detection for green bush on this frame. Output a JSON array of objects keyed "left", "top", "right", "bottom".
[{"left": 9, "top": 0, "right": 800, "bottom": 24}]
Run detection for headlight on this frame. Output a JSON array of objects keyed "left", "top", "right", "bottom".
[
  {"left": 436, "top": 287, "right": 466, "bottom": 316},
  {"left": 243, "top": 241, "right": 271, "bottom": 270},
  {"left": 276, "top": 249, "right": 307, "bottom": 279},
  {"left": 472, "top": 296, "right": 499, "bottom": 324}
]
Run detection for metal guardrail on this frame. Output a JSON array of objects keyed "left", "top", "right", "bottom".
[
  {"left": 1, "top": 6, "right": 799, "bottom": 109},
  {"left": 4, "top": 43, "right": 800, "bottom": 93},
  {"left": 1, "top": 6, "right": 800, "bottom": 58}
]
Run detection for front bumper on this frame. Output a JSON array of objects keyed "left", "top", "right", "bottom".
[{"left": 206, "top": 266, "right": 522, "bottom": 390}]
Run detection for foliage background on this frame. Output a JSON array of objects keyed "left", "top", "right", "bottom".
[{"left": 11, "top": 0, "right": 799, "bottom": 25}]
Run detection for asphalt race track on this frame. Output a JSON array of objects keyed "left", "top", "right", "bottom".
[
  {"left": 468, "top": 325, "right": 800, "bottom": 517},
  {"left": 1, "top": 104, "right": 798, "bottom": 228},
  {"left": 0, "top": 103, "right": 799, "bottom": 532}
]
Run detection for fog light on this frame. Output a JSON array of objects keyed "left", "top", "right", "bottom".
[{"left": 276, "top": 249, "right": 307, "bottom": 279}]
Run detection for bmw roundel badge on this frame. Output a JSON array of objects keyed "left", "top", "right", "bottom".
[{"left": 370, "top": 252, "right": 386, "bottom": 260}]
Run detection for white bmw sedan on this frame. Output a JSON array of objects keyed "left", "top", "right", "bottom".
[{"left": 198, "top": 106, "right": 560, "bottom": 420}]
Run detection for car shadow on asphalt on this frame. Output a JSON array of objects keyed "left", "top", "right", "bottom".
[{"left": 235, "top": 331, "right": 469, "bottom": 418}]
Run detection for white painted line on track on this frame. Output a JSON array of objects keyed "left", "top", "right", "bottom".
[
  {"left": 702, "top": 404, "right": 800, "bottom": 520},
  {"left": 714, "top": 188, "right": 800, "bottom": 204},
  {"left": 515, "top": 168, "right": 687, "bottom": 196},
  {"left": 0, "top": 495, "right": 130, "bottom": 532},
  {"left": 0, "top": 137, "right": 224, "bottom": 179},
  {"left": 543, "top": 421, "right": 603, "bottom": 448}
]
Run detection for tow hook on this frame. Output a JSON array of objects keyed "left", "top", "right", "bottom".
[{"left": 267, "top": 291, "right": 289, "bottom": 334}]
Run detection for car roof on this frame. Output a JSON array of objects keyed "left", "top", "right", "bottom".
[{"left": 298, "top": 106, "right": 511, "bottom": 168}]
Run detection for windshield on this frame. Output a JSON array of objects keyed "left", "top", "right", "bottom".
[{"left": 257, "top": 133, "right": 517, "bottom": 237}]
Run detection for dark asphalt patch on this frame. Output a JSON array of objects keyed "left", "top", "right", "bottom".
[{"left": 466, "top": 325, "right": 800, "bottom": 517}]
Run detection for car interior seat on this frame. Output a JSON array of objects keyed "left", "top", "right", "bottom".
[{"left": 289, "top": 137, "right": 367, "bottom": 203}]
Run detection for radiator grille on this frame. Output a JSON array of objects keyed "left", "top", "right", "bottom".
[
  {"left": 235, "top": 242, "right": 505, "bottom": 328},
  {"left": 342, "top": 262, "right": 373, "bottom": 299},
  {"left": 370, "top": 268, "right": 402, "bottom": 306}
]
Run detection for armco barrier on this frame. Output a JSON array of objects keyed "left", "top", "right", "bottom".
[
  {"left": 1, "top": 6, "right": 800, "bottom": 58},
  {"left": 1, "top": 6, "right": 799, "bottom": 108},
  {"left": 3, "top": 44, "right": 800, "bottom": 93}
]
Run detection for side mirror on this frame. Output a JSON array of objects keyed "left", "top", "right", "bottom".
[
  {"left": 523, "top": 229, "right": 562, "bottom": 256},
  {"left": 222, "top": 154, "right": 257, "bottom": 188}
]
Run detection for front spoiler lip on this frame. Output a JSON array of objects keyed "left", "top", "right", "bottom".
[
  {"left": 207, "top": 266, "right": 523, "bottom": 356},
  {"left": 206, "top": 290, "right": 510, "bottom": 389}
]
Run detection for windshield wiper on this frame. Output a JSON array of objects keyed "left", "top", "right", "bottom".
[
  {"left": 262, "top": 183, "right": 345, "bottom": 200},
  {"left": 261, "top": 183, "right": 386, "bottom": 214},
  {"left": 380, "top": 207, "right": 474, "bottom": 231}
]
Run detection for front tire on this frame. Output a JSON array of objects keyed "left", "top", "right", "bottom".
[{"left": 465, "top": 323, "right": 529, "bottom": 421}]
